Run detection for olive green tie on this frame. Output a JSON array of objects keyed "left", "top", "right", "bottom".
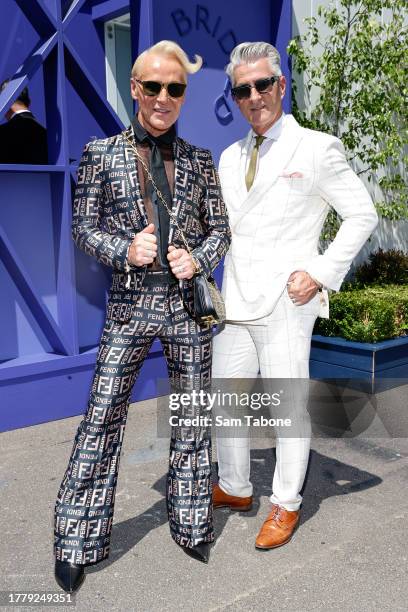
[{"left": 245, "top": 135, "right": 265, "bottom": 191}]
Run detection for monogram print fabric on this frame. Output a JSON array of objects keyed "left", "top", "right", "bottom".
[
  {"left": 54, "top": 126, "right": 229, "bottom": 566},
  {"left": 71, "top": 127, "right": 231, "bottom": 322},
  {"left": 54, "top": 283, "right": 214, "bottom": 565}
]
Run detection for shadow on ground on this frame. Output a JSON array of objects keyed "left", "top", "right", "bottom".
[{"left": 88, "top": 448, "right": 381, "bottom": 573}]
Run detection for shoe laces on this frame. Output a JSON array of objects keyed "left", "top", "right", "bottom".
[{"left": 268, "top": 504, "right": 284, "bottom": 524}]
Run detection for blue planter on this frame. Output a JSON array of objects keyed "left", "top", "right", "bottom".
[{"left": 310, "top": 334, "right": 408, "bottom": 393}]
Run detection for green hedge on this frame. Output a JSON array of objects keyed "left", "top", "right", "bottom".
[
  {"left": 353, "top": 249, "right": 408, "bottom": 287},
  {"left": 314, "top": 285, "right": 408, "bottom": 343}
]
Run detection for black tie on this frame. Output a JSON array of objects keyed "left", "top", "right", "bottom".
[{"left": 131, "top": 116, "right": 176, "bottom": 268}]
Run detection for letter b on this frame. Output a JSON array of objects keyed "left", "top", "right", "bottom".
[{"left": 171, "top": 9, "right": 192, "bottom": 36}]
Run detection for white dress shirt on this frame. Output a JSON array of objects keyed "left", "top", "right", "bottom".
[{"left": 245, "top": 113, "right": 284, "bottom": 183}]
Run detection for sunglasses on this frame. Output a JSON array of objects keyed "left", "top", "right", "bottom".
[
  {"left": 134, "top": 79, "right": 187, "bottom": 98},
  {"left": 231, "top": 76, "right": 280, "bottom": 100}
]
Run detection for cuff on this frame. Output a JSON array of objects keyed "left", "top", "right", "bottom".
[
  {"left": 304, "top": 256, "right": 344, "bottom": 292},
  {"left": 191, "top": 249, "right": 210, "bottom": 276},
  {"left": 308, "top": 273, "right": 324, "bottom": 290},
  {"left": 120, "top": 238, "right": 134, "bottom": 273}
]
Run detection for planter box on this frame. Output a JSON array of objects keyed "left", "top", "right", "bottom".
[{"left": 310, "top": 334, "right": 408, "bottom": 393}]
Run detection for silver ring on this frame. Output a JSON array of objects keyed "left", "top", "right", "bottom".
[{"left": 179, "top": 265, "right": 185, "bottom": 273}]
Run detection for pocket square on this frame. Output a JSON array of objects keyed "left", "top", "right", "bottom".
[{"left": 280, "top": 171, "right": 304, "bottom": 179}]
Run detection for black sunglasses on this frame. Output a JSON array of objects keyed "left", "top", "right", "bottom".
[
  {"left": 231, "top": 76, "right": 280, "bottom": 100},
  {"left": 134, "top": 79, "right": 187, "bottom": 98}
]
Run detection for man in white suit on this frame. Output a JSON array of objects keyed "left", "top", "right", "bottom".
[{"left": 212, "top": 42, "right": 378, "bottom": 549}]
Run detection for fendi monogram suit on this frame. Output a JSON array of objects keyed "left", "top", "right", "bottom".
[{"left": 54, "top": 126, "right": 231, "bottom": 565}]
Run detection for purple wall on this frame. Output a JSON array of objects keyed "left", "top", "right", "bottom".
[{"left": 0, "top": 0, "right": 292, "bottom": 431}]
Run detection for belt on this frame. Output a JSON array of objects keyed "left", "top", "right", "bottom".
[{"left": 142, "top": 270, "right": 178, "bottom": 287}]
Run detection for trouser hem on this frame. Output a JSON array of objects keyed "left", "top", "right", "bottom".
[
  {"left": 218, "top": 478, "right": 253, "bottom": 499},
  {"left": 269, "top": 494, "right": 302, "bottom": 512}
]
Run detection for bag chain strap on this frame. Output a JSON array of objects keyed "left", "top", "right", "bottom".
[{"left": 122, "top": 131, "right": 192, "bottom": 256}]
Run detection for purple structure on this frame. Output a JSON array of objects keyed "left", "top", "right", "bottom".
[{"left": 0, "top": 0, "right": 292, "bottom": 431}]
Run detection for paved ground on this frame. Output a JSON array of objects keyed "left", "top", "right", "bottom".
[{"left": 1, "top": 382, "right": 408, "bottom": 612}]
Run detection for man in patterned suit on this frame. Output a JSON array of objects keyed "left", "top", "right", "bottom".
[
  {"left": 54, "top": 40, "right": 230, "bottom": 592},
  {"left": 212, "top": 42, "right": 378, "bottom": 549}
]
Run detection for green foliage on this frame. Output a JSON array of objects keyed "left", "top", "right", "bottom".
[
  {"left": 314, "top": 285, "right": 408, "bottom": 342},
  {"left": 353, "top": 248, "right": 408, "bottom": 287},
  {"left": 288, "top": 0, "right": 408, "bottom": 242}
]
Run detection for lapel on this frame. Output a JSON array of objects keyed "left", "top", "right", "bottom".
[
  {"left": 170, "top": 137, "right": 189, "bottom": 242},
  {"left": 121, "top": 126, "right": 148, "bottom": 228},
  {"left": 220, "top": 136, "right": 249, "bottom": 210},
  {"left": 233, "top": 114, "right": 305, "bottom": 228},
  {"left": 172, "top": 137, "right": 194, "bottom": 299},
  {"left": 237, "top": 131, "right": 252, "bottom": 202},
  {"left": 173, "top": 137, "right": 189, "bottom": 202}
]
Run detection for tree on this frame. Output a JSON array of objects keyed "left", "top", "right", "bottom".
[{"left": 287, "top": 0, "right": 407, "bottom": 242}]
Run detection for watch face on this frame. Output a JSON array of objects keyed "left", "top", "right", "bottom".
[{"left": 192, "top": 257, "right": 201, "bottom": 274}]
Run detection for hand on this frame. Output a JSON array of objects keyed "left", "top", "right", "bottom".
[
  {"left": 127, "top": 223, "right": 158, "bottom": 267},
  {"left": 167, "top": 245, "right": 195, "bottom": 280},
  {"left": 286, "top": 270, "right": 321, "bottom": 305}
]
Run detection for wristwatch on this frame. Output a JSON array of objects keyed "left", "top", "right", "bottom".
[
  {"left": 124, "top": 242, "right": 133, "bottom": 272},
  {"left": 309, "top": 274, "right": 323, "bottom": 291},
  {"left": 191, "top": 256, "right": 202, "bottom": 275}
]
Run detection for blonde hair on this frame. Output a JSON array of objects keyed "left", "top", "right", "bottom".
[{"left": 131, "top": 40, "right": 202, "bottom": 78}]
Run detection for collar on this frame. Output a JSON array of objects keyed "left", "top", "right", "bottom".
[
  {"left": 251, "top": 112, "right": 285, "bottom": 144},
  {"left": 131, "top": 114, "right": 176, "bottom": 146},
  {"left": 10, "top": 109, "right": 32, "bottom": 120}
]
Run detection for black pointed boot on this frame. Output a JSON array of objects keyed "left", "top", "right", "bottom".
[
  {"left": 181, "top": 542, "right": 210, "bottom": 564},
  {"left": 55, "top": 560, "right": 85, "bottom": 593}
]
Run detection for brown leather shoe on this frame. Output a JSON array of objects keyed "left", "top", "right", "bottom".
[
  {"left": 255, "top": 504, "right": 300, "bottom": 549},
  {"left": 213, "top": 483, "right": 253, "bottom": 511}
]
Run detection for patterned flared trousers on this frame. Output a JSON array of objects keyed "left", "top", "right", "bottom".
[{"left": 54, "top": 277, "right": 213, "bottom": 565}]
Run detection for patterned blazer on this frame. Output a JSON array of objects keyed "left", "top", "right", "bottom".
[{"left": 72, "top": 126, "right": 231, "bottom": 322}]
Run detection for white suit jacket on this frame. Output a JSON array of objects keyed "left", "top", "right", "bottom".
[{"left": 218, "top": 114, "right": 378, "bottom": 321}]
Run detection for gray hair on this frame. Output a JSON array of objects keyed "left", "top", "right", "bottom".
[{"left": 226, "top": 42, "right": 282, "bottom": 84}]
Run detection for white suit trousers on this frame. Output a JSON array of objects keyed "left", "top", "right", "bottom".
[{"left": 212, "top": 288, "right": 320, "bottom": 511}]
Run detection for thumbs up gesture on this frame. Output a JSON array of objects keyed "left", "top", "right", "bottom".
[{"left": 127, "top": 223, "right": 158, "bottom": 267}]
